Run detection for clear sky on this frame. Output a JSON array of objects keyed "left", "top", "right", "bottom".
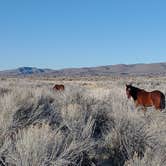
[{"left": 0, "top": 0, "right": 166, "bottom": 70}]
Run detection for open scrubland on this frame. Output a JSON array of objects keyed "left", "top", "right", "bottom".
[{"left": 0, "top": 76, "right": 166, "bottom": 166}]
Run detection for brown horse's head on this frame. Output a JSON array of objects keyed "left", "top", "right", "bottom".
[{"left": 126, "top": 84, "right": 132, "bottom": 99}]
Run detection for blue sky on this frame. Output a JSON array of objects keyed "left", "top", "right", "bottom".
[{"left": 0, "top": 0, "right": 166, "bottom": 70}]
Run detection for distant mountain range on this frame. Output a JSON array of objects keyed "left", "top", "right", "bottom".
[{"left": 0, "top": 63, "right": 166, "bottom": 77}]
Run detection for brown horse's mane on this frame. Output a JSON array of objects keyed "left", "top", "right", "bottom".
[{"left": 128, "top": 85, "right": 143, "bottom": 101}]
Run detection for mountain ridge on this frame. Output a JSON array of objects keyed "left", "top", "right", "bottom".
[{"left": 0, "top": 62, "right": 166, "bottom": 77}]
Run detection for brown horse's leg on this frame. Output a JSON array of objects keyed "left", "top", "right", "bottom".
[
  {"left": 134, "top": 100, "right": 139, "bottom": 107},
  {"left": 154, "top": 105, "right": 162, "bottom": 111},
  {"left": 142, "top": 107, "right": 147, "bottom": 115}
]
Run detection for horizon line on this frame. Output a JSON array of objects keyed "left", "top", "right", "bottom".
[{"left": 0, "top": 61, "right": 166, "bottom": 72}]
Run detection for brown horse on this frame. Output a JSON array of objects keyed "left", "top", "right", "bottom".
[
  {"left": 53, "top": 84, "right": 65, "bottom": 91},
  {"left": 126, "top": 84, "right": 165, "bottom": 112}
]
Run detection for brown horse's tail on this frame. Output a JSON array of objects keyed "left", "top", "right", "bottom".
[{"left": 160, "top": 93, "right": 165, "bottom": 110}]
